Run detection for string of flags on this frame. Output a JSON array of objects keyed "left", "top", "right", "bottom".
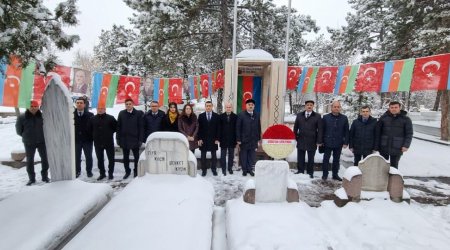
[{"left": 287, "top": 53, "right": 450, "bottom": 94}]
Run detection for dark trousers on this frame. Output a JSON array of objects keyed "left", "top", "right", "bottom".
[
  {"left": 95, "top": 145, "right": 115, "bottom": 175},
  {"left": 240, "top": 147, "right": 255, "bottom": 173},
  {"left": 380, "top": 152, "right": 402, "bottom": 169},
  {"left": 297, "top": 148, "right": 316, "bottom": 174},
  {"left": 122, "top": 147, "right": 140, "bottom": 174},
  {"left": 201, "top": 149, "right": 217, "bottom": 173},
  {"left": 75, "top": 141, "right": 93, "bottom": 174},
  {"left": 322, "top": 147, "right": 342, "bottom": 177},
  {"left": 24, "top": 143, "right": 49, "bottom": 181},
  {"left": 353, "top": 153, "right": 370, "bottom": 166},
  {"left": 220, "top": 147, "right": 235, "bottom": 173}
]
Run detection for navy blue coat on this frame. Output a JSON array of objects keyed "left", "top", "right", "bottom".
[
  {"left": 293, "top": 111, "right": 323, "bottom": 151},
  {"left": 116, "top": 108, "right": 144, "bottom": 149},
  {"left": 375, "top": 110, "right": 413, "bottom": 156},
  {"left": 218, "top": 112, "right": 238, "bottom": 148},
  {"left": 197, "top": 112, "right": 220, "bottom": 151},
  {"left": 322, "top": 113, "right": 349, "bottom": 148},
  {"left": 236, "top": 111, "right": 261, "bottom": 149},
  {"left": 73, "top": 110, "right": 94, "bottom": 143},
  {"left": 143, "top": 110, "right": 165, "bottom": 142},
  {"left": 88, "top": 113, "right": 117, "bottom": 148},
  {"left": 349, "top": 115, "right": 377, "bottom": 155},
  {"left": 16, "top": 110, "right": 45, "bottom": 145}
]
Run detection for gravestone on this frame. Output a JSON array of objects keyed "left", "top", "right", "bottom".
[
  {"left": 255, "top": 160, "right": 289, "bottom": 203},
  {"left": 138, "top": 132, "right": 197, "bottom": 177},
  {"left": 358, "top": 154, "right": 390, "bottom": 191},
  {"left": 41, "top": 78, "right": 76, "bottom": 181}
]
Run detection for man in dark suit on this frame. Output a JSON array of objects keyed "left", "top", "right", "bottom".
[
  {"left": 117, "top": 98, "right": 144, "bottom": 179},
  {"left": 293, "top": 100, "right": 323, "bottom": 178},
  {"left": 219, "top": 102, "right": 238, "bottom": 175},
  {"left": 88, "top": 107, "right": 117, "bottom": 180},
  {"left": 197, "top": 100, "right": 220, "bottom": 176},
  {"left": 74, "top": 97, "right": 94, "bottom": 178},
  {"left": 322, "top": 100, "right": 349, "bottom": 181},
  {"left": 349, "top": 105, "right": 377, "bottom": 166},
  {"left": 143, "top": 101, "right": 165, "bottom": 142},
  {"left": 236, "top": 99, "right": 261, "bottom": 176}
]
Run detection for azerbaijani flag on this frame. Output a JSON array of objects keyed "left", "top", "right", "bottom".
[
  {"left": 381, "top": 59, "right": 415, "bottom": 92},
  {"left": 297, "top": 67, "right": 318, "bottom": 93},
  {"left": 0, "top": 56, "right": 35, "bottom": 108},
  {"left": 156, "top": 78, "right": 169, "bottom": 106},
  {"left": 237, "top": 76, "right": 261, "bottom": 114},
  {"left": 334, "top": 65, "right": 359, "bottom": 94},
  {"left": 195, "top": 75, "right": 201, "bottom": 99},
  {"left": 188, "top": 76, "right": 195, "bottom": 99},
  {"left": 90, "top": 73, "right": 119, "bottom": 108}
]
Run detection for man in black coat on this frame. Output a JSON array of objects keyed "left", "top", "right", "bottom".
[
  {"left": 293, "top": 100, "right": 323, "bottom": 178},
  {"left": 219, "top": 102, "right": 238, "bottom": 175},
  {"left": 88, "top": 107, "right": 117, "bottom": 180},
  {"left": 143, "top": 101, "right": 165, "bottom": 142},
  {"left": 375, "top": 101, "right": 413, "bottom": 169},
  {"left": 16, "top": 100, "right": 49, "bottom": 185},
  {"left": 116, "top": 98, "right": 144, "bottom": 179},
  {"left": 198, "top": 101, "right": 220, "bottom": 176},
  {"left": 349, "top": 105, "right": 377, "bottom": 166},
  {"left": 322, "top": 100, "right": 349, "bottom": 181},
  {"left": 236, "top": 99, "right": 261, "bottom": 176},
  {"left": 74, "top": 97, "right": 94, "bottom": 178}
]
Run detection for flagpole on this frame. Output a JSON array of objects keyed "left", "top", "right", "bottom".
[
  {"left": 230, "top": 0, "right": 238, "bottom": 104},
  {"left": 282, "top": 0, "right": 292, "bottom": 121}
]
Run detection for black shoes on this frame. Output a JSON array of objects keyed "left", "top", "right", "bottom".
[
  {"left": 97, "top": 175, "right": 106, "bottom": 181},
  {"left": 295, "top": 170, "right": 304, "bottom": 174},
  {"left": 212, "top": 171, "right": 218, "bottom": 176},
  {"left": 332, "top": 175, "right": 342, "bottom": 181},
  {"left": 133, "top": 171, "right": 138, "bottom": 178},
  {"left": 309, "top": 174, "right": 314, "bottom": 179},
  {"left": 201, "top": 171, "right": 207, "bottom": 177},
  {"left": 222, "top": 171, "right": 227, "bottom": 176},
  {"left": 26, "top": 180, "right": 36, "bottom": 186},
  {"left": 123, "top": 172, "right": 131, "bottom": 179},
  {"left": 87, "top": 172, "right": 93, "bottom": 178},
  {"left": 248, "top": 171, "right": 255, "bottom": 176},
  {"left": 228, "top": 169, "right": 233, "bottom": 175},
  {"left": 322, "top": 176, "right": 328, "bottom": 180},
  {"left": 42, "top": 177, "right": 50, "bottom": 183},
  {"left": 108, "top": 174, "right": 114, "bottom": 180},
  {"left": 242, "top": 172, "right": 247, "bottom": 176}
]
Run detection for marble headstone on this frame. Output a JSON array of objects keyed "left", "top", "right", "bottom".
[
  {"left": 41, "top": 78, "right": 76, "bottom": 181},
  {"left": 358, "top": 154, "right": 390, "bottom": 191},
  {"left": 139, "top": 132, "right": 197, "bottom": 177},
  {"left": 255, "top": 160, "right": 289, "bottom": 203}
]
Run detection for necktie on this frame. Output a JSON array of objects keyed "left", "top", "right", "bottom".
[
  {"left": 306, "top": 113, "right": 310, "bottom": 118},
  {"left": 207, "top": 113, "right": 211, "bottom": 121},
  {"left": 78, "top": 112, "right": 82, "bottom": 117},
  {"left": 227, "top": 115, "right": 230, "bottom": 122}
]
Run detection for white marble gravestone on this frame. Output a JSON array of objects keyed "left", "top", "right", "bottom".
[
  {"left": 138, "top": 132, "right": 197, "bottom": 177},
  {"left": 41, "top": 77, "right": 75, "bottom": 181},
  {"left": 255, "top": 160, "right": 289, "bottom": 203},
  {"left": 358, "top": 154, "right": 390, "bottom": 191}
]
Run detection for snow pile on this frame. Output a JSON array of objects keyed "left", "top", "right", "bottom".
[
  {"left": 0, "top": 180, "right": 112, "bottom": 250},
  {"left": 64, "top": 174, "right": 215, "bottom": 250},
  {"left": 226, "top": 198, "right": 450, "bottom": 249}
]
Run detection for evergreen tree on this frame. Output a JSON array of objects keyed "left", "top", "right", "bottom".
[{"left": 0, "top": 0, "right": 79, "bottom": 68}]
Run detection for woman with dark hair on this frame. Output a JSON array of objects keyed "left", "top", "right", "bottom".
[
  {"left": 178, "top": 104, "right": 199, "bottom": 153},
  {"left": 161, "top": 102, "right": 180, "bottom": 132}
]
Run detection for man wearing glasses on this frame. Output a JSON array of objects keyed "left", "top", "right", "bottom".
[
  {"left": 16, "top": 100, "right": 50, "bottom": 185},
  {"left": 143, "top": 101, "right": 166, "bottom": 142}
]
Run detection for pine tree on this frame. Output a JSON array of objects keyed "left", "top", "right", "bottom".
[{"left": 0, "top": 0, "right": 79, "bottom": 68}]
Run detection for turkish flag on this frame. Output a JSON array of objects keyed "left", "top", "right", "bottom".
[
  {"left": 169, "top": 78, "right": 183, "bottom": 103},
  {"left": 215, "top": 69, "right": 225, "bottom": 89},
  {"left": 314, "top": 66, "right": 338, "bottom": 93},
  {"left": 286, "top": 66, "right": 301, "bottom": 90},
  {"left": 46, "top": 65, "right": 71, "bottom": 89},
  {"left": 411, "top": 53, "right": 450, "bottom": 91},
  {"left": 200, "top": 74, "right": 209, "bottom": 98},
  {"left": 3, "top": 56, "right": 22, "bottom": 107},
  {"left": 355, "top": 62, "right": 385, "bottom": 92},
  {"left": 33, "top": 74, "right": 47, "bottom": 106},
  {"left": 116, "top": 76, "right": 140, "bottom": 104}
]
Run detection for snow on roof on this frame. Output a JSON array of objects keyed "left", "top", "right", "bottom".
[{"left": 236, "top": 49, "right": 274, "bottom": 60}]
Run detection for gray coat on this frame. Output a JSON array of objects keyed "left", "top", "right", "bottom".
[
  {"left": 236, "top": 111, "right": 261, "bottom": 149},
  {"left": 293, "top": 111, "right": 323, "bottom": 151},
  {"left": 16, "top": 110, "right": 45, "bottom": 145}
]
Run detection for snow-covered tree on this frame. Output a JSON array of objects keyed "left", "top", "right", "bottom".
[
  {"left": 0, "top": 0, "right": 79, "bottom": 68},
  {"left": 72, "top": 50, "right": 101, "bottom": 72}
]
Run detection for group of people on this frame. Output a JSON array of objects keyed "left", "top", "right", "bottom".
[
  {"left": 293, "top": 100, "right": 413, "bottom": 181},
  {"left": 15, "top": 96, "right": 412, "bottom": 186}
]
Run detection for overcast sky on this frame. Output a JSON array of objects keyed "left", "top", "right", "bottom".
[{"left": 45, "top": 0, "right": 351, "bottom": 66}]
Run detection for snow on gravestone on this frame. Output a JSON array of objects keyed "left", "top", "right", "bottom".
[
  {"left": 255, "top": 160, "right": 289, "bottom": 203},
  {"left": 41, "top": 77, "right": 76, "bottom": 181},
  {"left": 358, "top": 154, "right": 390, "bottom": 191},
  {"left": 139, "top": 132, "right": 196, "bottom": 177}
]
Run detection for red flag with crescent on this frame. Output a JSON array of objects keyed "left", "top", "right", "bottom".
[
  {"left": 410, "top": 53, "right": 450, "bottom": 91},
  {"left": 215, "top": 69, "right": 225, "bottom": 89},
  {"left": 46, "top": 65, "right": 71, "bottom": 89},
  {"left": 200, "top": 74, "right": 209, "bottom": 98},
  {"left": 97, "top": 74, "right": 112, "bottom": 109},
  {"left": 3, "top": 56, "right": 22, "bottom": 107},
  {"left": 286, "top": 66, "right": 301, "bottom": 90},
  {"left": 116, "top": 75, "right": 141, "bottom": 104},
  {"left": 169, "top": 78, "right": 183, "bottom": 103},
  {"left": 314, "top": 66, "right": 338, "bottom": 93},
  {"left": 355, "top": 62, "right": 385, "bottom": 92},
  {"left": 33, "top": 74, "right": 47, "bottom": 106}
]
